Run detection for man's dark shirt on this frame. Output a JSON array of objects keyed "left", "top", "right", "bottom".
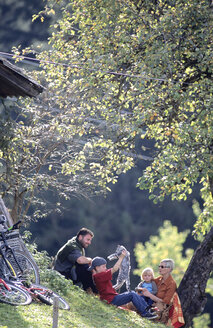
[{"left": 54, "top": 236, "right": 85, "bottom": 272}]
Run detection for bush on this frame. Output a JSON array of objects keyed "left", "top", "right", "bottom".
[{"left": 22, "top": 230, "right": 76, "bottom": 294}]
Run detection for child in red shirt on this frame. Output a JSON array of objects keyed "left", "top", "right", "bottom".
[{"left": 88, "top": 252, "right": 157, "bottom": 320}]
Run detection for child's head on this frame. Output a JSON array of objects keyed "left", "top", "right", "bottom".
[
  {"left": 88, "top": 256, "right": 107, "bottom": 273},
  {"left": 141, "top": 267, "right": 154, "bottom": 282}
]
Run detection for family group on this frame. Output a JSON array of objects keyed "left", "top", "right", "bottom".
[{"left": 53, "top": 227, "right": 184, "bottom": 326}]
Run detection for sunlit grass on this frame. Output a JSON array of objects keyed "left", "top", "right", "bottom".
[{"left": 0, "top": 284, "right": 165, "bottom": 328}]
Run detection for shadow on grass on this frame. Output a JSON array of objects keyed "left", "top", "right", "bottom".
[
  {"left": 0, "top": 282, "right": 164, "bottom": 328},
  {"left": 0, "top": 303, "right": 50, "bottom": 328}
]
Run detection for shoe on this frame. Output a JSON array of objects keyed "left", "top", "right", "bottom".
[
  {"left": 150, "top": 307, "right": 158, "bottom": 313},
  {"left": 143, "top": 311, "right": 158, "bottom": 320},
  {"left": 145, "top": 305, "right": 157, "bottom": 313},
  {"left": 145, "top": 305, "right": 152, "bottom": 311}
]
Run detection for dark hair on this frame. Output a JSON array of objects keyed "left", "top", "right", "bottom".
[{"left": 77, "top": 227, "right": 94, "bottom": 238}]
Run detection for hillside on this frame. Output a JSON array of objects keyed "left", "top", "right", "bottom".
[{"left": 0, "top": 275, "right": 165, "bottom": 328}]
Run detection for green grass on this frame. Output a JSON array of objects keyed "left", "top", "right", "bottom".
[
  {"left": 0, "top": 246, "right": 165, "bottom": 328},
  {"left": 0, "top": 282, "right": 165, "bottom": 328}
]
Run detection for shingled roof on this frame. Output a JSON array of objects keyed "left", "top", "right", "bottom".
[{"left": 0, "top": 57, "right": 44, "bottom": 98}]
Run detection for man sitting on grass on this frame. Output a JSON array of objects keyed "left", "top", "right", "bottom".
[{"left": 88, "top": 251, "right": 158, "bottom": 320}]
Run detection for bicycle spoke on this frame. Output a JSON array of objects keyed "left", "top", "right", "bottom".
[{"left": 0, "top": 281, "right": 32, "bottom": 306}]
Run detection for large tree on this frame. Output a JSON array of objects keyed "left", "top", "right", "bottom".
[
  {"left": 3, "top": 0, "right": 213, "bottom": 325},
  {"left": 27, "top": 0, "right": 212, "bottom": 231},
  {"left": 0, "top": 89, "right": 129, "bottom": 222}
]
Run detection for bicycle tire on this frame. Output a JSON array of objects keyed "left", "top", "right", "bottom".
[
  {"left": 0, "top": 281, "right": 32, "bottom": 306},
  {"left": 31, "top": 283, "right": 70, "bottom": 310},
  {"left": 6, "top": 250, "right": 40, "bottom": 284},
  {"left": 0, "top": 257, "right": 17, "bottom": 280}
]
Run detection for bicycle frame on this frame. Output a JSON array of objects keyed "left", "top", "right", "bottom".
[
  {"left": 0, "top": 229, "right": 24, "bottom": 279},
  {"left": 0, "top": 277, "right": 33, "bottom": 305},
  {"left": 12, "top": 281, "right": 50, "bottom": 301},
  {"left": 0, "top": 254, "right": 17, "bottom": 277},
  {"left": 0, "top": 277, "right": 13, "bottom": 292},
  {"left": 0, "top": 217, "right": 40, "bottom": 285},
  {"left": 20, "top": 283, "right": 44, "bottom": 296}
]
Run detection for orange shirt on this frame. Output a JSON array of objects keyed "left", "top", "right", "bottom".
[{"left": 154, "top": 275, "right": 177, "bottom": 305}]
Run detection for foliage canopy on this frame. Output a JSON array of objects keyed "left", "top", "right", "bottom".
[
  {"left": 134, "top": 220, "right": 193, "bottom": 285},
  {"left": 134, "top": 220, "right": 213, "bottom": 295},
  {"left": 1, "top": 0, "right": 212, "bottom": 231}
]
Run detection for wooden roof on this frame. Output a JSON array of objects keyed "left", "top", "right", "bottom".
[{"left": 0, "top": 57, "right": 44, "bottom": 98}]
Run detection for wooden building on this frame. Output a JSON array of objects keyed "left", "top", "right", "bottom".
[
  {"left": 0, "top": 56, "right": 44, "bottom": 98},
  {"left": 0, "top": 57, "right": 44, "bottom": 226}
]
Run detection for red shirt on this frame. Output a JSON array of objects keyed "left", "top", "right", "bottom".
[{"left": 93, "top": 269, "right": 118, "bottom": 303}]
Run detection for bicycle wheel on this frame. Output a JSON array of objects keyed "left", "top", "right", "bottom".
[
  {"left": 0, "top": 257, "right": 17, "bottom": 280},
  {"left": 31, "top": 284, "right": 70, "bottom": 310},
  {"left": 6, "top": 250, "right": 40, "bottom": 284},
  {"left": 0, "top": 281, "right": 32, "bottom": 306}
]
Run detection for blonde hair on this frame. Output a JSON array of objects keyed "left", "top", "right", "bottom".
[{"left": 141, "top": 267, "right": 155, "bottom": 280}]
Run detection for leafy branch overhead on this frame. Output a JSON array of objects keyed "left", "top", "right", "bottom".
[{"left": 2, "top": 0, "right": 212, "bottom": 232}]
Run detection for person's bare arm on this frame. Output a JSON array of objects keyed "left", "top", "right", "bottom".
[
  {"left": 76, "top": 256, "right": 92, "bottom": 264},
  {"left": 67, "top": 250, "right": 92, "bottom": 265},
  {"left": 142, "top": 288, "right": 163, "bottom": 303},
  {"left": 111, "top": 250, "right": 126, "bottom": 274}
]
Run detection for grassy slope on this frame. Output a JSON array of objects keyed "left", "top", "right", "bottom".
[{"left": 0, "top": 284, "right": 165, "bottom": 328}]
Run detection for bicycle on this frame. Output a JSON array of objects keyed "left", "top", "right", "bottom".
[
  {"left": 0, "top": 216, "right": 40, "bottom": 284},
  {"left": 0, "top": 277, "right": 32, "bottom": 306},
  {"left": 0, "top": 277, "right": 70, "bottom": 309},
  {"left": 12, "top": 280, "right": 70, "bottom": 310},
  {"left": 0, "top": 217, "right": 70, "bottom": 310}
]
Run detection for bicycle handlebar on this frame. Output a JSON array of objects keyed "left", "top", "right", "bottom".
[
  {"left": 0, "top": 215, "right": 22, "bottom": 233},
  {"left": 8, "top": 220, "right": 22, "bottom": 231}
]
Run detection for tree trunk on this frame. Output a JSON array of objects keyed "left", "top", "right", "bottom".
[
  {"left": 0, "top": 197, "right": 13, "bottom": 226},
  {"left": 178, "top": 227, "right": 213, "bottom": 327}
]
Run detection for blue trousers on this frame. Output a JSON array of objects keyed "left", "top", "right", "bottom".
[
  {"left": 144, "top": 296, "right": 154, "bottom": 306},
  {"left": 111, "top": 291, "right": 148, "bottom": 316}
]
